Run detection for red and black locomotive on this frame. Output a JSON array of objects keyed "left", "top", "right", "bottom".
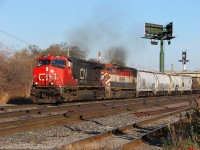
[{"left": 30, "top": 55, "right": 137, "bottom": 103}]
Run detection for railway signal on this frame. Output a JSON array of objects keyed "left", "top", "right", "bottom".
[
  {"left": 142, "top": 22, "right": 175, "bottom": 73},
  {"left": 178, "top": 51, "right": 189, "bottom": 71}
]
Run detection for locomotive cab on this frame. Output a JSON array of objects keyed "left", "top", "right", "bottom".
[{"left": 31, "top": 55, "right": 77, "bottom": 103}]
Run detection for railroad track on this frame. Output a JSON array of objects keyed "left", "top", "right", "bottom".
[
  {"left": 58, "top": 106, "right": 194, "bottom": 150},
  {"left": 0, "top": 95, "right": 197, "bottom": 119},
  {"left": 0, "top": 95, "right": 198, "bottom": 136},
  {"left": 0, "top": 94, "right": 197, "bottom": 112}
]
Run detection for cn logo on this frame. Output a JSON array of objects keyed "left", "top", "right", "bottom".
[
  {"left": 80, "top": 68, "right": 87, "bottom": 79},
  {"left": 39, "top": 73, "right": 48, "bottom": 81}
]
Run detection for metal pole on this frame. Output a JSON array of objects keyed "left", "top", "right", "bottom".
[
  {"left": 160, "top": 37, "right": 164, "bottom": 73},
  {"left": 67, "top": 47, "right": 69, "bottom": 57}
]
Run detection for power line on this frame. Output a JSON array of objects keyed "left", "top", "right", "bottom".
[{"left": 0, "top": 28, "right": 32, "bottom": 45}]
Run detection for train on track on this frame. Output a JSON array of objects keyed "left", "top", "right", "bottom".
[{"left": 30, "top": 55, "right": 200, "bottom": 103}]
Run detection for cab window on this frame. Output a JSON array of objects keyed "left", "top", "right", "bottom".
[
  {"left": 38, "top": 60, "right": 51, "bottom": 66},
  {"left": 107, "top": 68, "right": 112, "bottom": 72},
  {"left": 52, "top": 60, "right": 66, "bottom": 67}
]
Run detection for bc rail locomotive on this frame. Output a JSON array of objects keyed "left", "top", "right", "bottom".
[{"left": 30, "top": 55, "right": 200, "bottom": 103}]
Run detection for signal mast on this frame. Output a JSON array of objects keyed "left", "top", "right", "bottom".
[{"left": 178, "top": 51, "right": 189, "bottom": 71}]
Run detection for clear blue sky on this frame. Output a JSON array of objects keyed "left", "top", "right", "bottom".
[{"left": 0, "top": 0, "right": 200, "bottom": 71}]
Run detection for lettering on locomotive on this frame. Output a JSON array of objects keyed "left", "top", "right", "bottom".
[
  {"left": 80, "top": 68, "right": 87, "bottom": 79},
  {"left": 119, "top": 77, "right": 125, "bottom": 82}
]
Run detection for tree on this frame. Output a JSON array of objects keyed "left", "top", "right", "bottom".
[{"left": 43, "top": 42, "right": 86, "bottom": 59}]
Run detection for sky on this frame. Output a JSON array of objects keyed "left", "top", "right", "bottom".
[{"left": 0, "top": 0, "right": 200, "bottom": 71}]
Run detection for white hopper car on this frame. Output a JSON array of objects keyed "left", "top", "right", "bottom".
[{"left": 136, "top": 70, "right": 192, "bottom": 97}]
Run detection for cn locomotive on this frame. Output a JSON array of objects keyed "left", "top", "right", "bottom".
[{"left": 30, "top": 55, "right": 200, "bottom": 103}]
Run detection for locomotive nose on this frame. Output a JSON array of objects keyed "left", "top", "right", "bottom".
[{"left": 34, "top": 66, "right": 51, "bottom": 86}]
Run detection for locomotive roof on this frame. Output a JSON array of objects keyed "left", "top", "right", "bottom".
[{"left": 38, "top": 55, "right": 67, "bottom": 60}]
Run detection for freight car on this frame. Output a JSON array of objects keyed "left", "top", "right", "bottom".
[
  {"left": 30, "top": 55, "right": 200, "bottom": 103},
  {"left": 181, "top": 76, "right": 192, "bottom": 94},
  {"left": 192, "top": 77, "right": 200, "bottom": 94},
  {"left": 136, "top": 70, "right": 157, "bottom": 97},
  {"left": 168, "top": 75, "right": 182, "bottom": 95}
]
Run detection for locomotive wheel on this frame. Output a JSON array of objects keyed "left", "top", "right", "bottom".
[{"left": 149, "top": 92, "right": 154, "bottom": 97}]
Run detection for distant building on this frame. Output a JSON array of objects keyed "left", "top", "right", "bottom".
[{"left": 175, "top": 71, "right": 200, "bottom": 77}]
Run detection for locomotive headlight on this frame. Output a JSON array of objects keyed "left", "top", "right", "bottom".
[
  {"left": 50, "top": 82, "right": 54, "bottom": 85},
  {"left": 35, "top": 82, "right": 38, "bottom": 85}
]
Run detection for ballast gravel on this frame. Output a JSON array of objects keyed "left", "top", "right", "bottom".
[{"left": 0, "top": 101, "right": 193, "bottom": 149}]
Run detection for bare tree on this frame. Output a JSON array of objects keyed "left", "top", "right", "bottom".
[{"left": 43, "top": 42, "right": 86, "bottom": 59}]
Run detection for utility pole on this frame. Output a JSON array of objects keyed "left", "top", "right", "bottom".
[
  {"left": 67, "top": 45, "right": 71, "bottom": 57},
  {"left": 98, "top": 51, "right": 102, "bottom": 62},
  {"left": 142, "top": 22, "right": 175, "bottom": 73},
  {"left": 160, "top": 37, "right": 164, "bottom": 72}
]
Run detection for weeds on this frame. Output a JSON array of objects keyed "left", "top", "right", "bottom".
[{"left": 162, "top": 108, "right": 200, "bottom": 150}]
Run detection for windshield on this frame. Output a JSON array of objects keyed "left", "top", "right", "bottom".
[
  {"left": 52, "top": 60, "right": 66, "bottom": 67},
  {"left": 38, "top": 60, "right": 51, "bottom": 66}
]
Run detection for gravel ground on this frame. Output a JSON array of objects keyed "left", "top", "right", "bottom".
[{"left": 0, "top": 101, "right": 193, "bottom": 149}]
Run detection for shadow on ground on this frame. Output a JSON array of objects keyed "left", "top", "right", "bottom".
[
  {"left": 142, "top": 136, "right": 164, "bottom": 149},
  {"left": 7, "top": 97, "right": 33, "bottom": 104}
]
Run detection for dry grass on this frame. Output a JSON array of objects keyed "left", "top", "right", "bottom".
[
  {"left": 0, "top": 93, "right": 9, "bottom": 104},
  {"left": 0, "top": 46, "right": 37, "bottom": 104}
]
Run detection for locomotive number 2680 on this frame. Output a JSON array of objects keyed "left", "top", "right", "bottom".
[{"left": 80, "top": 68, "right": 87, "bottom": 79}]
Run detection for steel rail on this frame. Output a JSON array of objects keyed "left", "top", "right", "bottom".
[
  {"left": 0, "top": 95, "right": 197, "bottom": 135},
  {"left": 0, "top": 95, "right": 197, "bottom": 120},
  {"left": 119, "top": 117, "right": 190, "bottom": 150},
  {"left": 0, "top": 94, "right": 197, "bottom": 112},
  {"left": 57, "top": 105, "right": 196, "bottom": 150}
]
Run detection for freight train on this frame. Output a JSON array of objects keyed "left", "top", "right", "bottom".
[{"left": 30, "top": 55, "right": 200, "bottom": 103}]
